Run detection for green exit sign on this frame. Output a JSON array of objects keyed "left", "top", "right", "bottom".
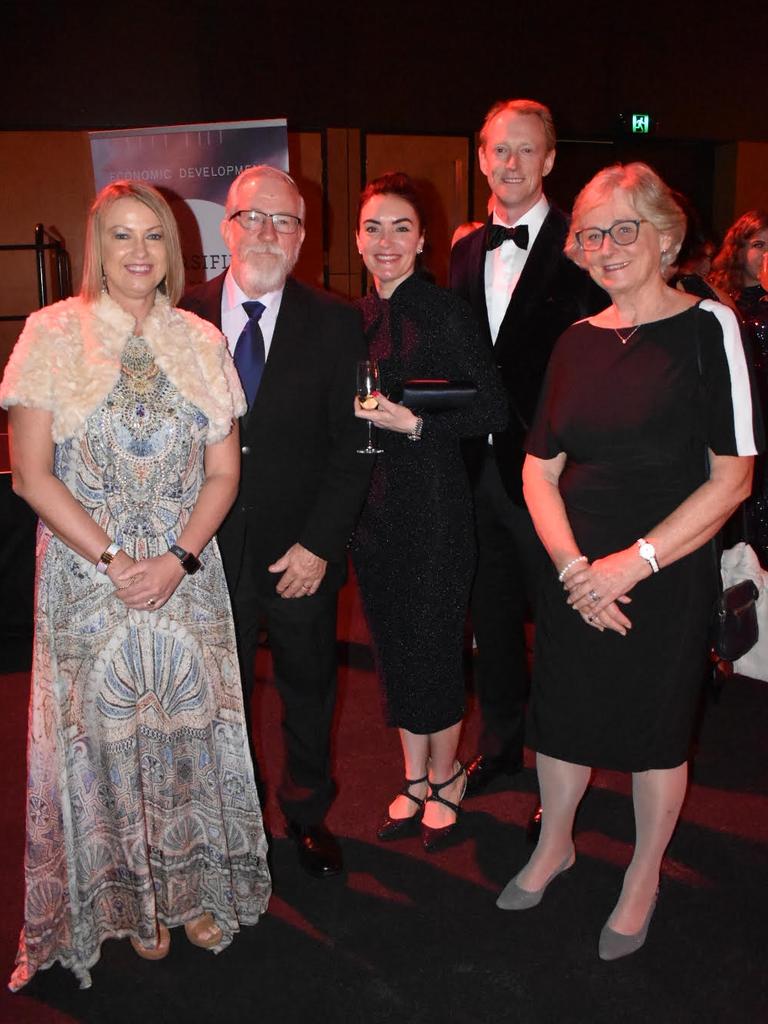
[{"left": 632, "top": 113, "right": 651, "bottom": 133}]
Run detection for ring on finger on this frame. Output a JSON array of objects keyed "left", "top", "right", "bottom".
[
  {"left": 146, "top": 598, "right": 156, "bottom": 607},
  {"left": 589, "top": 589, "right": 600, "bottom": 602}
]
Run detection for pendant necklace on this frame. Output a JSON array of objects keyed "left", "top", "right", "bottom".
[{"left": 613, "top": 324, "right": 641, "bottom": 345}]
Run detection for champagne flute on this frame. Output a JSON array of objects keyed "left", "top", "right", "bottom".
[{"left": 356, "top": 359, "right": 384, "bottom": 455}]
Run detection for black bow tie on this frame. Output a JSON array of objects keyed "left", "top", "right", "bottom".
[{"left": 485, "top": 223, "right": 529, "bottom": 251}]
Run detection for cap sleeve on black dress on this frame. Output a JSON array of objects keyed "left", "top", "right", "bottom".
[{"left": 698, "top": 300, "right": 762, "bottom": 456}]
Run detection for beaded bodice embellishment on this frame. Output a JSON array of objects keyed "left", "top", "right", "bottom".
[{"left": 66, "top": 336, "right": 207, "bottom": 552}]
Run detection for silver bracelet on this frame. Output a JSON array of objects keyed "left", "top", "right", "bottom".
[
  {"left": 96, "top": 541, "right": 122, "bottom": 574},
  {"left": 406, "top": 416, "right": 424, "bottom": 442},
  {"left": 557, "top": 554, "right": 587, "bottom": 583}
]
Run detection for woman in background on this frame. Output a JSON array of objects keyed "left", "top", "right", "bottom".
[
  {"left": 710, "top": 209, "right": 768, "bottom": 323},
  {"left": 711, "top": 211, "right": 768, "bottom": 559}
]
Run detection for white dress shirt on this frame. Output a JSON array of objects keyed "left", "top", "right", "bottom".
[
  {"left": 484, "top": 194, "right": 549, "bottom": 344},
  {"left": 220, "top": 269, "right": 284, "bottom": 361}
]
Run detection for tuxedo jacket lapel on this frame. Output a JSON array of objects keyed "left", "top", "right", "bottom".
[
  {"left": 467, "top": 225, "right": 493, "bottom": 348},
  {"left": 494, "top": 209, "right": 564, "bottom": 356}
]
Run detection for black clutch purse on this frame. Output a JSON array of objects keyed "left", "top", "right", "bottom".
[
  {"left": 398, "top": 379, "right": 478, "bottom": 412},
  {"left": 710, "top": 578, "right": 759, "bottom": 662}
]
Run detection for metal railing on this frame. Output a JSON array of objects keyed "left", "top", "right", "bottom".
[{"left": 0, "top": 223, "right": 72, "bottom": 321}]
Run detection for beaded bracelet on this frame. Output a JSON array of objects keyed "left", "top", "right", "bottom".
[
  {"left": 406, "top": 416, "right": 424, "bottom": 442},
  {"left": 557, "top": 554, "right": 587, "bottom": 583}
]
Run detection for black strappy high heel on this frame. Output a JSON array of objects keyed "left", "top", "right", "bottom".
[
  {"left": 421, "top": 762, "right": 467, "bottom": 851},
  {"left": 377, "top": 774, "right": 428, "bottom": 840}
]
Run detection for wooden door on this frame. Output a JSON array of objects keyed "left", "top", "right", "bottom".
[{"left": 363, "top": 134, "right": 473, "bottom": 287}]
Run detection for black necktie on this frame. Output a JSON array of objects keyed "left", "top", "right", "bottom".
[
  {"left": 234, "top": 300, "right": 266, "bottom": 409},
  {"left": 485, "top": 223, "right": 529, "bottom": 252}
]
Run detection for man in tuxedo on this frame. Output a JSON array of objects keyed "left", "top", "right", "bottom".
[
  {"left": 180, "top": 166, "right": 371, "bottom": 877},
  {"left": 450, "top": 99, "right": 607, "bottom": 795}
]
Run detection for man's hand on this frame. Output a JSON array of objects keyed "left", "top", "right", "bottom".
[{"left": 268, "top": 542, "right": 328, "bottom": 598}]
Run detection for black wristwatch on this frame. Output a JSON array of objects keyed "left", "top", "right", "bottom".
[{"left": 169, "top": 544, "right": 202, "bottom": 575}]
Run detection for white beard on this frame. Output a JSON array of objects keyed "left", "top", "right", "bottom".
[{"left": 235, "top": 243, "right": 299, "bottom": 295}]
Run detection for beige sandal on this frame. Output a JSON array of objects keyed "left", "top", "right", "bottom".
[
  {"left": 184, "top": 912, "right": 223, "bottom": 949},
  {"left": 130, "top": 923, "right": 171, "bottom": 960}
]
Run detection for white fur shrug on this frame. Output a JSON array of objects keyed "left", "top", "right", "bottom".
[{"left": 0, "top": 292, "right": 246, "bottom": 444}]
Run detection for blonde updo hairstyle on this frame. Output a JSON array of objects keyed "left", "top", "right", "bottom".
[{"left": 565, "top": 162, "right": 686, "bottom": 275}]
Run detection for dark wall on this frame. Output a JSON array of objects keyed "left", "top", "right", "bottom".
[{"left": 3, "top": 0, "right": 767, "bottom": 142}]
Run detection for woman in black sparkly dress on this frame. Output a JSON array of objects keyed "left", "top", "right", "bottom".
[
  {"left": 351, "top": 173, "right": 506, "bottom": 850},
  {"left": 711, "top": 211, "right": 768, "bottom": 559}
]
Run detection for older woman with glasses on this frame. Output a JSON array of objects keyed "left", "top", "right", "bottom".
[{"left": 497, "top": 163, "right": 760, "bottom": 961}]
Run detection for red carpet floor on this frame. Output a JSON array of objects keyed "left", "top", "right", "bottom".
[{"left": 1, "top": 577, "right": 766, "bottom": 1023}]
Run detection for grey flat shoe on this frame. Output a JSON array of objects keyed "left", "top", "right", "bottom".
[
  {"left": 496, "top": 848, "right": 575, "bottom": 910},
  {"left": 598, "top": 893, "right": 658, "bottom": 961}
]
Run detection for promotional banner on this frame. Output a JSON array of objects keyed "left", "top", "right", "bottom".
[{"left": 89, "top": 119, "right": 289, "bottom": 286}]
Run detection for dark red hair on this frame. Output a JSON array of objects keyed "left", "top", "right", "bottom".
[{"left": 357, "top": 172, "right": 427, "bottom": 232}]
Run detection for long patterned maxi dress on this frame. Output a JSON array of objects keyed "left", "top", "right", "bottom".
[{"left": 7, "top": 330, "right": 271, "bottom": 990}]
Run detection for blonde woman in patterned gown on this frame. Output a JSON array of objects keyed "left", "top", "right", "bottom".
[{"left": 0, "top": 181, "right": 271, "bottom": 990}]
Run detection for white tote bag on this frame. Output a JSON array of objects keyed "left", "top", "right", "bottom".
[{"left": 720, "top": 542, "right": 768, "bottom": 681}]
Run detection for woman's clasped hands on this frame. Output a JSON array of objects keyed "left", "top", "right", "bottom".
[
  {"left": 107, "top": 550, "right": 186, "bottom": 611},
  {"left": 562, "top": 547, "right": 647, "bottom": 636}
]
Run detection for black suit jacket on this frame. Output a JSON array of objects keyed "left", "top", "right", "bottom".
[
  {"left": 449, "top": 205, "right": 607, "bottom": 500},
  {"left": 180, "top": 273, "right": 372, "bottom": 593}
]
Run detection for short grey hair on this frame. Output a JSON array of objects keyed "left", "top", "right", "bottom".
[
  {"left": 225, "top": 165, "right": 306, "bottom": 223},
  {"left": 565, "top": 162, "right": 686, "bottom": 273}
]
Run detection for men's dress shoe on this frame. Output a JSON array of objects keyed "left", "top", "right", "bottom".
[
  {"left": 464, "top": 754, "right": 523, "bottom": 795},
  {"left": 287, "top": 821, "right": 343, "bottom": 878},
  {"left": 526, "top": 802, "right": 543, "bottom": 843},
  {"left": 496, "top": 848, "right": 575, "bottom": 910},
  {"left": 598, "top": 893, "right": 658, "bottom": 961}
]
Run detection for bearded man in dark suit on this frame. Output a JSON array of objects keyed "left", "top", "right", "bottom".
[
  {"left": 181, "top": 166, "right": 371, "bottom": 877},
  {"left": 450, "top": 100, "right": 607, "bottom": 795}
]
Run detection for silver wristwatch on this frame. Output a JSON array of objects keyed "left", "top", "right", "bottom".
[{"left": 637, "top": 538, "right": 659, "bottom": 573}]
